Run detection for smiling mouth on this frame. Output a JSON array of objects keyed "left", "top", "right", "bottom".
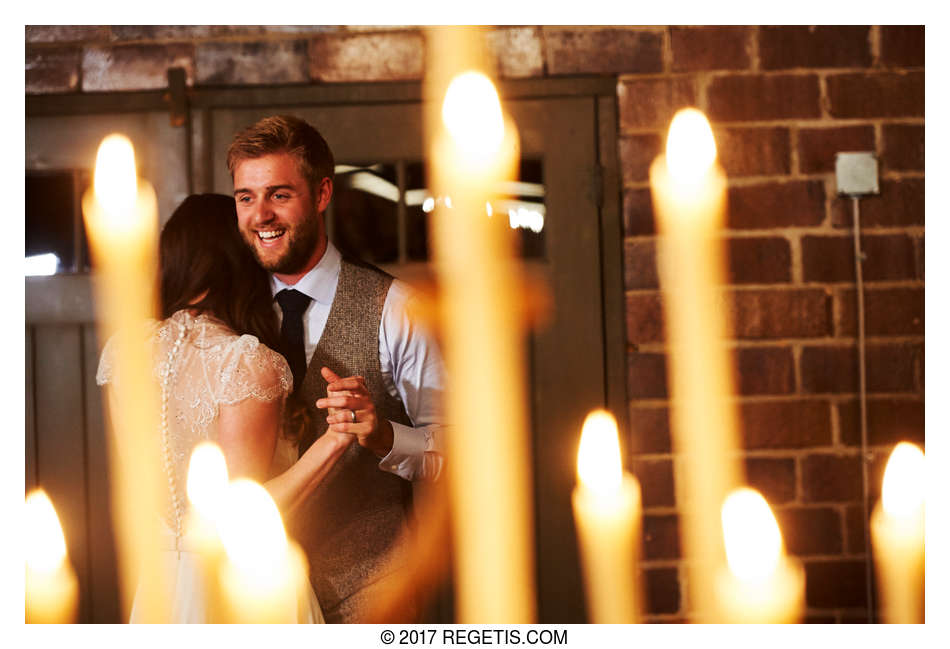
[{"left": 257, "top": 229, "right": 286, "bottom": 242}]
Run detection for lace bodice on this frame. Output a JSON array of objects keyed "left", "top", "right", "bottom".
[{"left": 96, "top": 310, "right": 295, "bottom": 533}]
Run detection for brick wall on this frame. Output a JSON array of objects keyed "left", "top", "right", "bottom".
[{"left": 26, "top": 25, "right": 925, "bottom": 623}]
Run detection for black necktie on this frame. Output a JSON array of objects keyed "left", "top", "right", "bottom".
[{"left": 275, "top": 289, "right": 312, "bottom": 393}]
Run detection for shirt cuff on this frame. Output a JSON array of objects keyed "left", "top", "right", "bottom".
[{"left": 378, "top": 421, "right": 440, "bottom": 481}]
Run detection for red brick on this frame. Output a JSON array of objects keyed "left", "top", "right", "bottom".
[
  {"left": 197, "top": 40, "right": 308, "bottom": 85},
  {"left": 622, "top": 188, "right": 655, "bottom": 236},
  {"left": 802, "top": 453, "right": 863, "bottom": 503},
  {"left": 623, "top": 239, "right": 659, "bottom": 290},
  {"left": 745, "top": 457, "right": 796, "bottom": 504},
  {"left": 619, "top": 134, "right": 662, "bottom": 185},
  {"left": 839, "top": 398, "right": 925, "bottom": 449},
  {"left": 628, "top": 352, "right": 667, "bottom": 400},
  {"left": 831, "top": 179, "right": 924, "bottom": 228},
  {"left": 544, "top": 27, "right": 663, "bottom": 75},
  {"left": 739, "top": 400, "right": 833, "bottom": 450},
  {"left": 628, "top": 405, "right": 672, "bottom": 454},
  {"left": 726, "top": 237, "right": 792, "bottom": 285},
  {"left": 707, "top": 74, "right": 821, "bottom": 122},
  {"left": 804, "top": 559, "right": 869, "bottom": 608},
  {"left": 844, "top": 504, "right": 867, "bottom": 554},
  {"left": 26, "top": 25, "right": 109, "bottom": 42},
  {"left": 775, "top": 506, "right": 843, "bottom": 556},
  {"left": 801, "top": 345, "right": 858, "bottom": 394},
  {"left": 630, "top": 458, "right": 675, "bottom": 508},
  {"left": 729, "top": 288, "right": 830, "bottom": 339},
  {"left": 880, "top": 26, "right": 925, "bottom": 67},
  {"left": 801, "top": 234, "right": 917, "bottom": 282},
  {"left": 486, "top": 27, "right": 543, "bottom": 79},
  {"left": 797, "top": 125, "right": 876, "bottom": 174},
  {"left": 644, "top": 567, "right": 681, "bottom": 615},
  {"left": 759, "top": 26, "right": 871, "bottom": 69},
  {"left": 618, "top": 77, "right": 697, "bottom": 131},
  {"left": 866, "top": 343, "right": 923, "bottom": 394},
  {"left": 26, "top": 47, "right": 81, "bottom": 94},
  {"left": 642, "top": 514, "right": 680, "bottom": 560},
  {"left": 670, "top": 26, "right": 751, "bottom": 72},
  {"left": 82, "top": 43, "right": 195, "bottom": 91},
  {"left": 882, "top": 124, "right": 924, "bottom": 172},
  {"left": 716, "top": 127, "right": 791, "bottom": 178},
  {"left": 310, "top": 32, "right": 424, "bottom": 82},
  {"left": 827, "top": 71, "right": 924, "bottom": 119},
  {"left": 626, "top": 292, "right": 663, "bottom": 344},
  {"left": 735, "top": 347, "right": 795, "bottom": 395},
  {"left": 727, "top": 181, "right": 825, "bottom": 230},
  {"left": 835, "top": 287, "right": 924, "bottom": 337}
]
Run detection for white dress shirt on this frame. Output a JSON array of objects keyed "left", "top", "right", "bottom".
[{"left": 271, "top": 242, "right": 444, "bottom": 481}]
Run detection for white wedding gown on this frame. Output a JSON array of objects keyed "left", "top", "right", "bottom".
[{"left": 97, "top": 309, "right": 324, "bottom": 623}]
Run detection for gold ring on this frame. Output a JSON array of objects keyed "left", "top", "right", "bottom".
[{"left": 350, "top": 409, "right": 357, "bottom": 423}]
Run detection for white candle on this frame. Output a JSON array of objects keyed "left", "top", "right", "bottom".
[
  {"left": 25, "top": 490, "right": 79, "bottom": 623},
  {"left": 216, "top": 479, "right": 308, "bottom": 623},
  {"left": 650, "top": 108, "right": 743, "bottom": 620},
  {"left": 82, "top": 134, "right": 168, "bottom": 621},
  {"left": 425, "top": 26, "right": 536, "bottom": 623},
  {"left": 572, "top": 410, "right": 642, "bottom": 623},
  {"left": 715, "top": 488, "right": 804, "bottom": 623},
  {"left": 871, "top": 442, "right": 925, "bottom": 623},
  {"left": 184, "top": 442, "right": 229, "bottom": 622}
]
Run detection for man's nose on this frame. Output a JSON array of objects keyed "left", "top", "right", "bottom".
[{"left": 251, "top": 199, "right": 275, "bottom": 224}]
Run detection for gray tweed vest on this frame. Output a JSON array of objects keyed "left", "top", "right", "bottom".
[{"left": 290, "top": 259, "right": 414, "bottom": 624}]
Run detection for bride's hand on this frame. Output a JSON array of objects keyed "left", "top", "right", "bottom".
[{"left": 316, "top": 366, "right": 395, "bottom": 458}]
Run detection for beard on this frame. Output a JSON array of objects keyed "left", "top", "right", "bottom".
[{"left": 244, "top": 215, "right": 323, "bottom": 276}]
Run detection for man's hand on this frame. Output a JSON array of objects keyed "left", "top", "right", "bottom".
[{"left": 316, "top": 366, "right": 394, "bottom": 458}]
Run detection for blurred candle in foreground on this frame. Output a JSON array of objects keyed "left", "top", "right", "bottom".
[
  {"left": 649, "top": 108, "right": 743, "bottom": 620},
  {"left": 871, "top": 442, "right": 925, "bottom": 623},
  {"left": 425, "top": 26, "right": 535, "bottom": 622},
  {"left": 715, "top": 488, "right": 804, "bottom": 623},
  {"left": 184, "top": 442, "right": 229, "bottom": 622},
  {"left": 572, "top": 410, "right": 642, "bottom": 623},
  {"left": 217, "top": 479, "right": 309, "bottom": 623},
  {"left": 82, "top": 134, "right": 168, "bottom": 621},
  {"left": 25, "top": 490, "right": 78, "bottom": 623}
]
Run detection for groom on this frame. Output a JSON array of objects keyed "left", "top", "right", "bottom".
[{"left": 228, "top": 115, "right": 445, "bottom": 623}]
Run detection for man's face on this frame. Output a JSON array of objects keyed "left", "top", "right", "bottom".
[{"left": 233, "top": 152, "right": 332, "bottom": 280}]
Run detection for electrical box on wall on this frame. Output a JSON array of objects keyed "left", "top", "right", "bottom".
[{"left": 835, "top": 152, "right": 879, "bottom": 196}]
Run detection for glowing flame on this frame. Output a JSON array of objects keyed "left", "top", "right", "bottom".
[
  {"left": 665, "top": 108, "right": 718, "bottom": 185},
  {"left": 216, "top": 479, "right": 287, "bottom": 580},
  {"left": 93, "top": 134, "right": 138, "bottom": 224},
  {"left": 441, "top": 71, "right": 505, "bottom": 162},
  {"left": 576, "top": 409, "right": 623, "bottom": 496},
  {"left": 882, "top": 442, "right": 925, "bottom": 518},
  {"left": 25, "top": 490, "right": 68, "bottom": 574},
  {"left": 186, "top": 442, "right": 230, "bottom": 516},
  {"left": 721, "top": 488, "right": 783, "bottom": 582}
]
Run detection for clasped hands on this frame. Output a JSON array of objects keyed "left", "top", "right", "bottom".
[{"left": 316, "top": 366, "right": 394, "bottom": 458}]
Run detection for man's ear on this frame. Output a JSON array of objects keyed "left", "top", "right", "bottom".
[{"left": 316, "top": 177, "right": 333, "bottom": 213}]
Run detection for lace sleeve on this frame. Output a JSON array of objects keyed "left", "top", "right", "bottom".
[
  {"left": 95, "top": 335, "right": 116, "bottom": 386},
  {"left": 216, "top": 335, "right": 293, "bottom": 405}
]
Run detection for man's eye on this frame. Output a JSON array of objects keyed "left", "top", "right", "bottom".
[
  {"left": 274, "top": 193, "right": 289, "bottom": 201},
  {"left": 237, "top": 195, "right": 251, "bottom": 204}
]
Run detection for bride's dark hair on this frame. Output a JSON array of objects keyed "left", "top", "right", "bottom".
[{"left": 159, "top": 193, "right": 308, "bottom": 440}]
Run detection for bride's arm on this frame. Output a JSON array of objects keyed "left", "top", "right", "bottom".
[{"left": 217, "top": 398, "right": 353, "bottom": 516}]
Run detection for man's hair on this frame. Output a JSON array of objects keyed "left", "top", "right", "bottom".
[{"left": 227, "top": 114, "right": 335, "bottom": 193}]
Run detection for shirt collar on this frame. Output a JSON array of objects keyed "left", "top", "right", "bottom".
[{"left": 270, "top": 241, "right": 341, "bottom": 305}]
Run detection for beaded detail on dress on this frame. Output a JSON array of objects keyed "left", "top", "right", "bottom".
[{"left": 96, "top": 310, "right": 293, "bottom": 533}]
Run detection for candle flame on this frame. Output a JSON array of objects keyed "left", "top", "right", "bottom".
[
  {"left": 216, "top": 479, "right": 287, "bottom": 580},
  {"left": 882, "top": 442, "right": 925, "bottom": 518},
  {"left": 665, "top": 108, "right": 718, "bottom": 185},
  {"left": 93, "top": 134, "right": 139, "bottom": 225},
  {"left": 186, "top": 442, "right": 230, "bottom": 516},
  {"left": 441, "top": 71, "right": 506, "bottom": 162},
  {"left": 721, "top": 488, "right": 783, "bottom": 582},
  {"left": 577, "top": 409, "right": 623, "bottom": 495},
  {"left": 25, "top": 490, "right": 68, "bottom": 574}
]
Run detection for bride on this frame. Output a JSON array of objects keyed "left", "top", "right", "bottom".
[{"left": 97, "top": 193, "right": 351, "bottom": 623}]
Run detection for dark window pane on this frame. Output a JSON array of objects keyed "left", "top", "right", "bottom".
[
  {"left": 330, "top": 163, "right": 399, "bottom": 264},
  {"left": 26, "top": 171, "right": 78, "bottom": 272}
]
